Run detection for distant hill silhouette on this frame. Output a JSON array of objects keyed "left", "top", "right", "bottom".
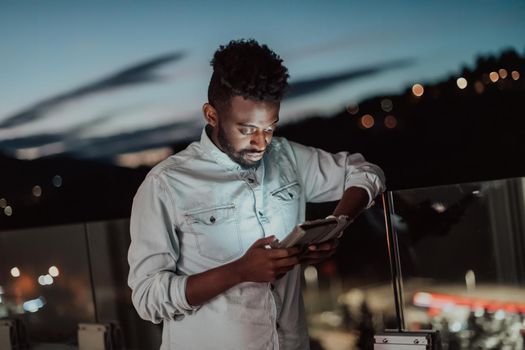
[{"left": 276, "top": 47, "right": 525, "bottom": 189}]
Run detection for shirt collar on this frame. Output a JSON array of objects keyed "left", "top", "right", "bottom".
[{"left": 199, "top": 126, "right": 243, "bottom": 171}]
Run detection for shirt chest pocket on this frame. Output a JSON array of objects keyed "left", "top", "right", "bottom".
[
  {"left": 270, "top": 182, "right": 302, "bottom": 238},
  {"left": 184, "top": 204, "right": 241, "bottom": 263}
]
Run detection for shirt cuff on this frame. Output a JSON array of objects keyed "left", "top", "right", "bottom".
[
  {"left": 172, "top": 275, "right": 201, "bottom": 314},
  {"left": 345, "top": 173, "right": 385, "bottom": 209}
]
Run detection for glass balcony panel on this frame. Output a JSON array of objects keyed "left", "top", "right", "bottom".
[
  {"left": 0, "top": 224, "right": 95, "bottom": 345},
  {"left": 390, "top": 177, "right": 525, "bottom": 349}
]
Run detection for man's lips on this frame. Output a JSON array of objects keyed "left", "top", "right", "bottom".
[{"left": 244, "top": 151, "right": 264, "bottom": 160}]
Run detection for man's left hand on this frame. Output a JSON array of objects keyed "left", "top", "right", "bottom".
[{"left": 299, "top": 239, "right": 339, "bottom": 265}]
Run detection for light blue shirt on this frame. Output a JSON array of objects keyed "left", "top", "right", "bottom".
[{"left": 128, "top": 128, "right": 385, "bottom": 350}]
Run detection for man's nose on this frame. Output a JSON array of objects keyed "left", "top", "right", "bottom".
[{"left": 250, "top": 131, "right": 268, "bottom": 150}]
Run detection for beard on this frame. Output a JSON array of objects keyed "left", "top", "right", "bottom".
[{"left": 217, "top": 123, "right": 264, "bottom": 169}]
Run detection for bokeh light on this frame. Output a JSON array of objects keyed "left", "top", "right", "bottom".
[
  {"left": 412, "top": 84, "right": 424, "bottom": 97},
  {"left": 346, "top": 103, "right": 359, "bottom": 115},
  {"left": 4, "top": 206, "right": 13, "bottom": 216},
  {"left": 38, "top": 275, "right": 46, "bottom": 286},
  {"left": 360, "top": 114, "right": 375, "bottom": 129},
  {"left": 380, "top": 99, "right": 393, "bottom": 112},
  {"left": 0, "top": 198, "right": 7, "bottom": 208},
  {"left": 48, "top": 266, "right": 60, "bottom": 277},
  {"left": 384, "top": 115, "right": 398, "bottom": 129},
  {"left": 304, "top": 266, "right": 318, "bottom": 284},
  {"left": 43, "top": 275, "right": 54, "bottom": 285},
  {"left": 511, "top": 71, "right": 520, "bottom": 80},
  {"left": 10, "top": 267, "right": 21, "bottom": 277},
  {"left": 32, "top": 185, "right": 42, "bottom": 197},
  {"left": 498, "top": 68, "right": 508, "bottom": 79},
  {"left": 38, "top": 275, "right": 54, "bottom": 286},
  {"left": 52, "top": 175, "right": 63, "bottom": 188},
  {"left": 474, "top": 81, "right": 485, "bottom": 94},
  {"left": 456, "top": 77, "right": 468, "bottom": 89},
  {"left": 489, "top": 72, "right": 499, "bottom": 83}
]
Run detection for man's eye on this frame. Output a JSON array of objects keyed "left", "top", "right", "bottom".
[
  {"left": 240, "top": 128, "right": 256, "bottom": 135},
  {"left": 264, "top": 126, "right": 276, "bottom": 133}
]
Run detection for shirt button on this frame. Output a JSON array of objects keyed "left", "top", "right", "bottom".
[
  {"left": 270, "top": 283, "right": 275, "bottom": 291},
  {"left": 258, "top": 211, "right": 264, "bottom": 217},
  {"left": 248, "top": 178, "right": 255, "bottom": 183},
  {"left": 276, "top": 322, "right": 280, "bottom": 330}
]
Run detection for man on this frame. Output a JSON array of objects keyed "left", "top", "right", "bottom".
[{"left": 128, "top": 39, "right": 385, "bottom": 350}]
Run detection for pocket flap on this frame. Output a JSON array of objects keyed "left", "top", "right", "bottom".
[
  {"left": 184, "top": 204, "right": 235, "bottom": 225},
  {"left": 271, "top": 182, "right": 301, "bottom": 201}
]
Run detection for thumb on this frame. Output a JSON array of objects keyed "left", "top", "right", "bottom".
[{"left": 251, "top": 235, "right": 277, "bottom": 248}]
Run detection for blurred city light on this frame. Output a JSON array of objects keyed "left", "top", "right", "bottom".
[
  {"left": 431, "top": 202, "right": 446, "bottom": 213},
  {"left": 346, "top": 103, "right": 359, "bottom": 115},
  {"left": 22, "top": 297, "right": 45, "bottom": 313},
  {"left": 48, "top": 266, "right": 60, "bottom": 277},
  {"left": 498, "top": 68, "right": 508, "bottom": 79},
  {"left": 10, "top": 267, "right": 21, "bottom": 277},
  {"left": 413, "top": 292, "right": 432, "bottom": 306},
  {"left": 456, "top": 77, "right": 468, "bottom": 89},
  {"left": 38, "top": 275, "right": 46, "bottom": 286},
  {"left": 4, "top": 206, "right": 13, "bottom": 216},
  {"left": 511, "top": 70, "right": 520, "bottom": 80},
  {"left": 52, "top": 175, "right": 63, "bottom": 188},
  {"left": 360, "top": 114, "right": 375, "bottom": 129},
  {"left": 384, "top": 115, "right": 398, "bottom": 129},
  {"left": 465, "top": 270, "right": 476, "bottom": 291},
  {"left": 304, "top": 266, "right": 318, "bottom": 285},
  {"left": 495, "top": 310, "right": 506, "bottom": 320},
  {"left": 32, "top": 185, "right": 42, "bottom": 197},
  {"left": 380, "top": 99, "right": 393, "bottom": 112},
  {"left": 15, "top": 147, "right": 41, "bottom": 160},
  {"left": 413, "top": 292, "right": 525, "bottom": 312},
  {"left": 0, "top": 198, "right": 6, "bottom": 208},
  {"left": 474, "top": 307, "right": 485, "bottom": 317},
  {"left": 38, "top": 274, "right": 54, "bottom": 286},
  {"left": 43, "top": 274, "right": 54, "bottom": 285},
  {"left": 0, "top": 286, "right": 4, "bottom": 294},
  {"left": 115, "top": 147, "right": 173, "bottom": 168},
  {"left": 320, "top": 311, "right": 343, "bottom": 327},
  {"left": 474, "top": 81, "right": 485, "bottom": 94},
  {"left": 450, "top": 321, "right": 462, "bottom": 332},
  {"left": 489, "top": 71, "right": 499, "bottom": 83},
  {"left": 412, "top": 83, "right": 424, "bottom": 97}
]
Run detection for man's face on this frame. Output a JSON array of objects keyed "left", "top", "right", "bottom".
[{"left": 210, "top": 96, "right": 280, "bottom": 169}]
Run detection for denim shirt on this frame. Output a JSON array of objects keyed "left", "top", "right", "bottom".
[{"left": 128, "top": 128, "right": 385, "bottom": 350}]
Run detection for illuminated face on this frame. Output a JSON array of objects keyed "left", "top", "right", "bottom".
[{"left": 207, "top": 96, "right": 279, "bottom": 169}]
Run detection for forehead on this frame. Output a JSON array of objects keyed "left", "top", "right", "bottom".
[{"left": 222, "top": 95, "right": 280, "bottom": 125}]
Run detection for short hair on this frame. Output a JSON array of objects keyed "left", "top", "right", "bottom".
[{"left": 208, "top": 39, "right": 289, "bottom": 112}]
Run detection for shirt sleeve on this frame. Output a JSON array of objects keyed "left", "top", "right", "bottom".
[
  {"left": 127, "top": 173, "right": 199, "bottom": 324},
  {"left": 287, "top": 140, "right": 386, "bottom": 206}
]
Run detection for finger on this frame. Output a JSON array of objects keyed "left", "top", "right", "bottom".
[
  {"left": 286, "top": 246, "right": 302, "bottom": 256},
  {"left": 251, "top": 235, "right": 277, "bottom": 248},
  {"left": 269, "top": 247, "right": 301, "bottom": 259},
  {"left": 308, "top": 240, "right": 339, "bottom": 252},
  {"left": 274, "top": 256, "right": 300, "bottom": 268}
]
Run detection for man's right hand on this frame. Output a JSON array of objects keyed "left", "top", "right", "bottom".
[
  {"left": 233, "top": 236, "right": 301, "bottom": 283},
  {"left": 186, "top": 236, "right": 301, "bottom": 306}
]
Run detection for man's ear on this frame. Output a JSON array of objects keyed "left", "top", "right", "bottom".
[{"left": 202, "top": 103, "right": 218, "bottom": 127}]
